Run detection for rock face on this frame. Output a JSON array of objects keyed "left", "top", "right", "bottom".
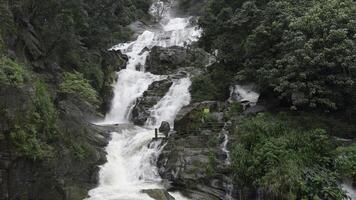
[
  {"left": 0, "top": 85, "right": 108, "bottom": 200},
  {"left": 100, "top": 50, "right": 128, "bottom": 114},
  {"left": 157, "top": 101, "right": 236, "bottom": 200},
  {"left": 132, "top": 79, "right": 173, "bottom": 125},
  {"left": 159, "top": 121, "right": 171, "bottom": 136},
  {"left": 145, "top": 46, "right": 212, "bottom": 75}
]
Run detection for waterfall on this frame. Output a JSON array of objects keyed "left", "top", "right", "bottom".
[
  {"left": 87, "top": 1, "right": 200, "bottom": 199},
  {"left": 220, "top": 126, "right": 234, "bottom": 200},
  {"left": 146, "top": 78, "right": 192, "bottom": 128}
]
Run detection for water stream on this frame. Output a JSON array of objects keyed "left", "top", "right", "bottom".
[{"left": 87, "top": 1, "right": 200, "bottom": 199}]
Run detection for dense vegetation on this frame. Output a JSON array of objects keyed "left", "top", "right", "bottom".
[
  {"left": 0, "top": 0, "right": 151, "bottom": 92},
  {"left": 0, "top": 0, "right": 152, "bottom": 159},
  {"left": 199, "top": 0, "right": 356, "bottom": 112},
  {"left": 230, "top": 114, "right": 354, "bottom": 199},
  {"left": 188, "top": 0, "right": 356, "bottom": 198}
]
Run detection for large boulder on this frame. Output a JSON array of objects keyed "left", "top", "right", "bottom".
[
  {"left": 145, "top": 46, "right": 212, "bottom": 75},
  {"left": 132, "top": 79, "right": 173, "bottom": 125},
  {"left": 159, "top": 121, "right": 171, "bottom": 136}
]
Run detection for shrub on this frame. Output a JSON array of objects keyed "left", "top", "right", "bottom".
[
  {"left": 34, "top": 81, "right": 58, "bottom": 140},
  {"left": 191, "top": 75, "right": 218, "bottom": 102},
  {"left": 10, "top": 125, "right": 53, "bottom": 160},
  {"left": 336, "top": 143, "right": 356, "bottom": 180},
  {"left": 59, "top": 71, "right": 99, "bottom": 105},
  {"left": 224, "top": 102, "right": 243, "bottom": 120},
  {"left": 71, "top": 143, "right": 89, "bottom": 160},
  {"left": 0, "top": 56, "right": 26, "bottom": 86},
  {"left": 230, "top": 114, "right": 346, "bottom": 199},
  {"left": 9, "top": 80, "right": 58, "bottom": 160}
]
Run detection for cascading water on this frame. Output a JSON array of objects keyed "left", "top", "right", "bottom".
[
  {"left": 87, "top": 1, "right": 200, "bottom": 199},
  {"left": 146, "top": 78, "right": 192, "bottom": 128}
]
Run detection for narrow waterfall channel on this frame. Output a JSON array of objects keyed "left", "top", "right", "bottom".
[{"left": 87, "top": 1, "right": 200, "bottom": 199}]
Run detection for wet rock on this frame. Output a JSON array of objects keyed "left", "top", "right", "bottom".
[
  {"left": 174, "top": 101, "right": 225, "bottom": 134},
  {"left": 132, "top": 79, "right": 173, "bottom": 125},
  {"left": 146, "top": 46, "right": 211, "bottom": 75},
  {"left": 142, "top": 189, "right": 175, "bottom": 200},
  {"left": 100, "top": 50, "right": 128, "bottom": 114},
  {"left": 159, "top": 121, "right": 171, "bottom": 136},
  {"left": 243, "top": 105, "right": 266, "bottom": 115},
  {"left": 158, "top": 101, "right": 233, "bottom": 200}
]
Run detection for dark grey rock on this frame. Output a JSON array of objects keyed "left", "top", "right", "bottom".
[
  {"left": 157, "top": 101, "right": 233, "bottom": 200},
  {"left": 159, "top": 121, "right": 171, "bottom": 136},
  {"left": 146, "top": 46, "right": 211, "bottom": 75},
  {"left": 132, "top": 79, "right": 173, "bottom": 125},
  {"left": 243, "top": 105, "right": 266, "bottom": 115}
]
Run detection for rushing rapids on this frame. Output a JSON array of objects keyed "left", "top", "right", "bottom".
[{"left": 87, "top": 1, "right": 200, "bottom": 199}]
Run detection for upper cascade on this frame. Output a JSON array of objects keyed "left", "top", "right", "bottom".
[{"left": 101, "top": 0, "right": 201, "bottom": 125}]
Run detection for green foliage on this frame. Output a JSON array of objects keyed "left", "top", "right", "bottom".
[
  {"left": 10, "top": 125, "right": 53, "bottom": 160},
  {"left": 336, "top": 143, "right": 356, "bottom": 180},
  {"left": 205, "top": 151, "right": 217, "bottom": 177},
  {"left": 0, "top": 36, "right": 5, "bottom": 54},
  {"left": 191, "top": 66, "right": 233, "bottom": 102},
  {"left": 224, "top": 102, "right": 243, "bottom": 119},
  {"left": 191, "top": 75, "right": 218, "bottom": 102},
  {"left": 59, "top": 71, "right": 99, "bottom": 104},
  {"left": 34, "top": 81, "right": 58, "bottom": 140},
  {"left": 199, "top": 0, "right": 356, "bottom": 111},
  {"left": 10, "top": 81, "right": 58, "bottom": 160},
  {"left": 71, "top": 143, "right": 89, "bottom": 160},
  {"left": 0, "top": 0, "right": 151, "bottom": 105},
  {"left": 0, "top": 56, "right": 26, "bottom": 86},
  {"left": 230, "top": 114, "right": 346, "bottom": 199}
]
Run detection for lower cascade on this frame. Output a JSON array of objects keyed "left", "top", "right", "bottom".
[{"left": 87, "top": 1, "right": 199, "bottom": 199}]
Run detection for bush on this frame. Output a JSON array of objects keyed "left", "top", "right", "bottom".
[
  {"left": 336, "top": 143, "right": 356, "bottom": 181},
  {"left": 34, "top": 81, "right": 58, "bottom": 140},
  {"left": 71, "top": 143, "right": 89, "bottom": 160},
  {"left": 59, "top": 71, "right": 99, "bottom": 105},
  {"left": 191, "top": 75, "right": 218, "bottom": 102},
  {"left": 9, "top": 80, "right": 58, "bottom": 160},
  {"left": 230, "top": 114, "right": 346, "bottom": 199},
  {"left": 0, "top": 56, "right": 26, "bottom": 86},
  {"left": 224, "top": 102, "right": 243, "bottom": 120},
  {"left": 10, "top": 125, "right": 53, "bottom": 160}
]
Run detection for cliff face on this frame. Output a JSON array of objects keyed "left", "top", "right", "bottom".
[
  {"left": 0, "top": 84, "right": 109, "bottom": 200},
  {"left": 0, "top": 1, "right": 148, "bottom": 199}
]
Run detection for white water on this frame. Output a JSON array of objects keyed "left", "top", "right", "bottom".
[
  {"left": 87, "top": 1, "right": 201, "bottom": 199},
  {"left": 230, "top": 84, "right": 260, "bottom": 106},
  {"left": 146, "top": 78, "right": 192, "bottom": 128},
  {"left": 343, "top": 182, "right": 356, "bottom": 200}
]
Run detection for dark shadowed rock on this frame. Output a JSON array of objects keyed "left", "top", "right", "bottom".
[
  {"left": 100, "top": 50, "right": 128, "bottom": 114},
  {"left": 159, "top": 121, "right": 171, "bottom": 136},
  {"left": 146, "top": 46, "right": 211, "bottom": 75},
  {"left": 243, "top": 105, "right": 266, "bottom": 115},
  {"left": 157, "top": 101, "right": 233, "bottom": 200},
  {"left": 132, "top": 79, "right": 173, "bottom": 125}
]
